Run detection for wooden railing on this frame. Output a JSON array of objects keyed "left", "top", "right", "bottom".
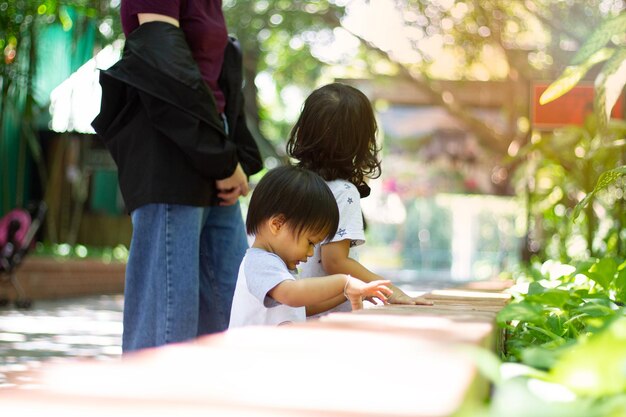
[{"left": 0, "top": 280, "right": 511, "bottom": 416}]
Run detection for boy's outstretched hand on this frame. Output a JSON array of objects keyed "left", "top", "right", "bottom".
[
  {"left": 344, "top": 276, "right": 393, "bottom": 311},
  {"left": 388, "top": 286, "right": 433, "bottom": 306}
]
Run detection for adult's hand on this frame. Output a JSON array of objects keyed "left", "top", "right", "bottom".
[{"left": 215, "top": 163, "right": 249, "bottom": 206}]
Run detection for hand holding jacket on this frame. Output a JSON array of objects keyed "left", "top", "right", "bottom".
[{"left": 216, "top": 163, "right": 250, "bottom": 206}]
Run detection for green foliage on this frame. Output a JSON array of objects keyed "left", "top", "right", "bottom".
[
  {"left": 573, "top": 165, "right": 626, "bottom": 220},
  {"left": 541, "top": 8, "right": 626, "bottom": 130},
  {"left": 34, "top": 241, "right": 128, "bottom": 262},
  {"left": 473, "top": 317, "right": 626, "bottom": 417},
  {"left": 539, "top": 48, "right": 614, "bottom": 105},
  {"left": 222, "top": 0, "right": 345, "bottom": 143},
  {"left": 519, "top": 116, "right": 626, "bottom": 261},
  {"left": 0, "top": 1, "right": 121, "bottom": 215},
  {"left": 550, "top": 317, "right": 626, "bottom": 397},
  {"left": 465, "top": 258, "right": 626, "bottom": 416},
  {"left": 595, "top": 47, "right": 626, "bottom": 130},
  {"left": 498, "top": 258, "right": 626, "bottom": 362},
  {"left": 570, "top": 12, "right": 626, "bottom": 66},
  {"left": 527, "top": 5, "right": 626, "bottom": 263},
  {"left": 0, "top": 1, "right": 119, "bottom": 78},
  {"left": 518, "top": 5, "right": 626, "bottom": 269}
]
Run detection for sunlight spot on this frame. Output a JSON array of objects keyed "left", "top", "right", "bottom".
[
  {"left": 0, "top": 333, "right": 27, "bottom": 342},
  {"left": 528, "top": 379, "right": 576, "bottom": 402},
  {"left": 75, "top": 245, "right": 88, "bottom": 258},
  {"left": 269, "top": 14, "right": 283, "bottom": 26},
  {"left": 561, "top": 369, "right": 598, "bottom": 392},
  {"left": 56, "top": 243, "right": 71, "bottom": 256}
]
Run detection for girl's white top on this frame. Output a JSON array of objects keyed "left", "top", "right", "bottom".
[{"left": 298, "top": 179, "right": 366, "bottom": 316}]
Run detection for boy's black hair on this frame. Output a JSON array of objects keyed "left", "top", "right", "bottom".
[
  {"left": 286, "top": 83, "right": 381, "bottom": 189},
  {"left": 246, "top": 165, "right": 339, "bottom": 241}
]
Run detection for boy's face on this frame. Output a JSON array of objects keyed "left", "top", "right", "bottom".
[{"left": 274, "top": 224, "right": 326, "bottom": 271}]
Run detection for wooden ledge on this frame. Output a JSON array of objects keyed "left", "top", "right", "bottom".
[{"left": 0, "top": 280, "right": 512, "bottom": 416}]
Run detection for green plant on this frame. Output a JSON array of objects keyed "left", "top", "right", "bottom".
[
  {"left": 518, "top": 117, "right": 626, "bottom": 261},
  {"left": 517, "top": 11, "right": 626, "bottom": 262},
  {"left": 498, "top": 259, "right": 626, "bottom": 365},
  {"left": 459, "top": 10, "right": 626, "bottom": 417},
  {"left": 465, "top": 317, "right": 626, "bottom": 417}
]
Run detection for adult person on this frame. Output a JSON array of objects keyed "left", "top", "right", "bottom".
[{"left": 92, "top": 0, "right": 263, "bottom": 352}]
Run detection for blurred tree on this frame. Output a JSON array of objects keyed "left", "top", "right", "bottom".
[
  {"left": 338, "top": 0, "right": 624, "bottom": 194},
  {"left": 223, "top": 0, "right": 346, "bottom": 157},
  {"left": 222, "top": 0, "right": 623, "bottom": 194}
]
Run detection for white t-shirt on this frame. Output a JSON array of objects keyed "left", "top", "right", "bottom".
[
  {"left": 299, "top": 179, "right": 365, "bottom": 315},
  {"left": 229, "top": 248, "right": 306, "bottom": 328}
]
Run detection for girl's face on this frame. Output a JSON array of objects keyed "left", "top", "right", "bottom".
[{"left": 273, "top": 224, "right": 327, "bottom": 271}]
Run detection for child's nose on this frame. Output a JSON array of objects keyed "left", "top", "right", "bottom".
[{"left": 307, "top": 247, "right": 314, "bottom": 257}]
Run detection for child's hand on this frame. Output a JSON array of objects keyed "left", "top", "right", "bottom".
[
  {"left": 388, "top": 286, "right": 434, "bottom": 306},
  {"left": 344, "top": 276, "right": 393, "bottom": 311}
]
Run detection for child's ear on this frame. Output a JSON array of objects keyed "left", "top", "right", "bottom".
[{"left": 268, "top": 215, "right": 286, "bottom": 235}]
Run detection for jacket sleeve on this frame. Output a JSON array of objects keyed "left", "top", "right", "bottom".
[
  {"left": 232, "top": 92, "right": 263, "bottom": 176},
  {"left": 219, "top": 37, "right": 263, "bottom": 177}
]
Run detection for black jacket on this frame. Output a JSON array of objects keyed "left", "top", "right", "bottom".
[{"left": 92, "top": 21, "right": 262, "bottom": 212}]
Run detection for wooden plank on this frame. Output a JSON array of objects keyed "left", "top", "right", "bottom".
[
  {"left": 313, "top": 313, "right": 494, "bottom": 346},
  {"left": 3, "top": 327, "right": 477, "bottom": 417}
]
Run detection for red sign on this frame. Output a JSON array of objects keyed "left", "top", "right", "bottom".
[{"left": 531, "top": 82, "right": 624, "bottom": 129}]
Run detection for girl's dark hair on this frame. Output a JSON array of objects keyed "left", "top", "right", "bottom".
[
  {"left": 246, "top": 165, "right": 339, "bottom": 241},
  {"left": 286, "top": 83, "right": 381, "bottom": 188}
]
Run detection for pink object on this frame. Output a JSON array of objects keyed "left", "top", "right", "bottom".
[{"left": 0, "top": 209, "right": 31, "bottom": 247}]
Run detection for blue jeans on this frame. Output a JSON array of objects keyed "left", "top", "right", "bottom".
[{"left": 122, "top": 202, "right": 248, "bottom": 352}]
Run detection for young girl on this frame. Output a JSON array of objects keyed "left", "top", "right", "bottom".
[
  {"left": 286, "top": 83, "right": 431, "bottom": 317},
  {"left": 229, "top": 165, "right": 392, "bottom": 327}
]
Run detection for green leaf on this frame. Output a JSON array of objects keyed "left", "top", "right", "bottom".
[
  {"left": 571, "top": 13, "right": 626, "bottom": 65},
  {"left": 614, "top": 268, "right": 626, "bottom": 304},
  {"left": 489, "top": 377, "right": 594, "bottom": 417},
  {"left": 550, "top": 317, "right": 626, "bottom": 397},
  {"left": 540, "top": 48, "right": 614, "bottom": 105},
  {"left": 573, "top": 260, "right": 598, "bottom": 276},
  {"left": 497, "top": 301, "right": 546, "bottom": 325},
  {"left": 521, "top": 344, "right": 571, "bottom": 370},
  {"left": 526, "top": 288, "right": 571, "bottom": 308},
  {"left": 527, "top": 325, "right": 566, "bottom": 342},
  {"left": 583, "top": 258, "right": 618, "bottom": 290},
  {"left": 459, "top": 345, "right": 502, "bottom": 385},
  {"left": 572, "top": 166, "right": 626, "bottom": 220},
  {"left": 572, "top": 302, "right": 615, "bottom": 318},
  {"left": 527, "top": 281, "right": 546, "bottom": 296},
  {"left": 594, "top": 48, "right": 626, "bottom": 129},
  {"left": 546, "top": 315, "right": 567, "bottom": 338}
]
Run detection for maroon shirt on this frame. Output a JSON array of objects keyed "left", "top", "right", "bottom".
[{"left": 121, "top": 0, "right": 228, "bottom": 113}]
